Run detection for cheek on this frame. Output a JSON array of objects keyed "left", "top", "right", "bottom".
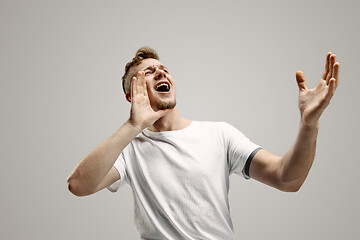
[{"left": 169, "top": 77, "right": 175, "bottom": 86}]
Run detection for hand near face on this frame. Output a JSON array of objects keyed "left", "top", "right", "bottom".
[
  {"left": 295, "top": 52, "right": 340, "bottom": 126},
  {"left": 128, "top": 71, "right": 170, "bottom": 129}
]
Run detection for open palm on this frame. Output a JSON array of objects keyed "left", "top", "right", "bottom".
[
  {"left": 129, "top": 71, "right": 170, "bottom": 130},
  {"left": 296, "top": 52, "right": 340, "bottom": 126}
]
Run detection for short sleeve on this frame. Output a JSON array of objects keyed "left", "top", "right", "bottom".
[
  {"left": 222, "top": 122, "right": 261, "bottom": 179},
  {"left": 107, "top": 152, "right": 128, "bottom": 192}
]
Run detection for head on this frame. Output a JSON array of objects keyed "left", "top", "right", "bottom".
[{"left": 122, "top": 47, "right": 176, "bottom": 111}]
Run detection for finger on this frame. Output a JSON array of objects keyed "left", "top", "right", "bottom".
[
  {"left": 325, "top": 78, "right": 336, "bottom": 104},
  {"left": 296, "top": 71, "right": 308, "bottom": 91},
  {"left": 136, "top": 71, "right": 148, "bottom": 96},
  {"left": 131, "top": 76, "right": 137, "bottom": 99},
  {"left": 322, "top": 52, "right": 332, "bottom": 80},
  {"left": 136, "top": 70, "right": 144, "bottom": 79},
  {"left": 332, "top": 62, "right": 340, "bottom": 89},
  {"left": 134, "top": 71, "right": 144, "bottom": 93},
  {"left": 326, "top": 54, "right": 336, "bottom": 84}
]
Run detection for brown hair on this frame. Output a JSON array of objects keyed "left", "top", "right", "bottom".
[{"left": 122, "top": 46, "right": 159, "bottom": 94}]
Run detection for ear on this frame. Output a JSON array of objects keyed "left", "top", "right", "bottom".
[{"left": 125, "top": 92, "right": 131, "bottom": 103}]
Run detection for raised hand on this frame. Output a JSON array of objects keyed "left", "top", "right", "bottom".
[
  {"left": 128, "top": 71, "right": 170, "bottom": 130},
  {"left": 296, "top": 52, "right": 340, "bottom": 126}
]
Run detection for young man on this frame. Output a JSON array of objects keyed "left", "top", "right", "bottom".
[{"left": 67, "top": 47, "right": 340, "bottom": 239}]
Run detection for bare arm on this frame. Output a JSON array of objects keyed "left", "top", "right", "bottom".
[
  {"left": 67, "top": 121, "right": 141, "bottom": 196},
  {"left": 67, "top": 71, "right": 170, "bottom": 196},
  {"left": 249, "top": 124, "right": 318, "bottom": 192},
  {"left": 248, "top": 52, "right": 340, "bottom": 192}
]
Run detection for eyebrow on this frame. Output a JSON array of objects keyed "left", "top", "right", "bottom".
[
  {"left": 141, "top": 64, "right": 167, "bottom": 71},
  {"left": 130, "top": 65, "right": 168, "bottom": 79}
]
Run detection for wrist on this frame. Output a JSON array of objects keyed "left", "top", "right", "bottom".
[
  {"left": 299, "top": 119, "right": 319, "bottom": 131},
  {"left": 125, "top": 119, "right": 146, "bottom": 134}
]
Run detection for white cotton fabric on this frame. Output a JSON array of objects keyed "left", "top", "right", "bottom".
[{"left": 108, "top": 121, "right": 260, "bottom": 240}]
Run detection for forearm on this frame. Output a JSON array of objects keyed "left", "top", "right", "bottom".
[
  {"left": 280, "top": 121, "right": 319, "bottom": 186},
  {"left": 67, "top": 120, "right": 142, "bottom": 195}
]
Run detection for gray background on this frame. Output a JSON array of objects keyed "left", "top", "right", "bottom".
[{"left": 1, "top": 0, "right": 359, "bottom": 239}]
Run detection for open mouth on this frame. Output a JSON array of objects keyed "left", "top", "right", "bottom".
[{"left": 155, "top": 82, "right": 170, "bottom": 92}]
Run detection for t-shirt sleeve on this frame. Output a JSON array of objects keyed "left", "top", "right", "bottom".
[
  {"left": 107, "top": 152, "right": 128, "bottom": 192},
  {"left": 222, "top": 122, "right": 261, "bottom": 179}
]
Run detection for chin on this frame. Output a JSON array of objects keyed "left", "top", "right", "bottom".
[{"left": 155, "top": 99, "right": 176, "bottom": 110}]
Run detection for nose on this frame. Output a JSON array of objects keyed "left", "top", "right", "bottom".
[{"left": 154, "top": 68, "right": 166, "bottom": 80}]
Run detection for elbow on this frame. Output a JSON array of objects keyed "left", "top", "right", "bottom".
[
  {"left": 67, "top": 176, "right": 91, "bottom": 197},
  {"left": 278, "top": 169, "right": 306, "bottom": 192},
  {"left": 279, "top": 179, "right": 303, "bottom": 192},
  {"left": 283, "top": 183, "right": 302, "bottom": 192}
]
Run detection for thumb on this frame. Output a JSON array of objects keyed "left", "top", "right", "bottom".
[{"left": 296, "top": 71, "right": 307, "bottom": 91}]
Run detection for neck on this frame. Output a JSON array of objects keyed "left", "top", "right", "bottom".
[{"left": 148, "top": 107, "right": 191, "bottom": 132}]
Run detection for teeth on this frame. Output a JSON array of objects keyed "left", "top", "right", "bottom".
[{"left": 156, "top": 83, "right": 170, "bottom": 90}]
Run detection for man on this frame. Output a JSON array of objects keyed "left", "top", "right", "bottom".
[{"left": 67, "top": 47, "right": 340, "bottom": 239}]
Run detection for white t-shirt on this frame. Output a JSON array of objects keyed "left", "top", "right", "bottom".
[{"left": 108, "top": 121, "right": 260, "bottom": 240}]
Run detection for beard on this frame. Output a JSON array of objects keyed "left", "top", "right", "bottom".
[{"left": 153, "top": 98, "right": 176, "bottom": 110}]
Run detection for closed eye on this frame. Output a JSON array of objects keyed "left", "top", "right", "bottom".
[{"left": 145, "top": 68, "right": 155, "bottom": 75}]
